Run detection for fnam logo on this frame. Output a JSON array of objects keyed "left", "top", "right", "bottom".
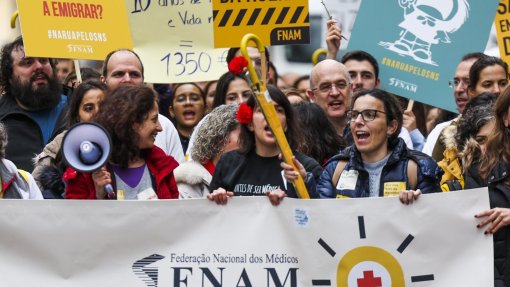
[{"left": 388, "top": 78, "right": 418, "bottom": 93}]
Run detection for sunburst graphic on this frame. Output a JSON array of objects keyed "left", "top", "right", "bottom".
[{"left": 311, "top": 216, "right": 435, "bottom": 286}]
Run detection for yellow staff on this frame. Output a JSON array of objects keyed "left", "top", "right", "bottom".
[
  {"left": 11, "top": 10, "right": 19, "bottom": 29},
  {"left": 312, "top": 48, "right": 327, "bottom": 65},
  {"left": 240, "top": 33, "right": 309, "bottom": 199}
]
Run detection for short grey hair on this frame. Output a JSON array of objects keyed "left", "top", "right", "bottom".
[
  {"left": 0, "top": 122, "right": 7, "bottom": 159},
  {"left": 191, "top": 104, "right": 239, "bottom": 163}
]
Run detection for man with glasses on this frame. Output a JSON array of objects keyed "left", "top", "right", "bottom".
[
  {"left": 306, "top": 59, "right": 352, "bottom": 135},
  {"left": 422, "top": 52, "right": 485, "bottom": 157}
]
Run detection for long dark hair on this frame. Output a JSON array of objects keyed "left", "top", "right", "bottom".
[
  {"left": 94, "top": 85, "right": 157, "bottom": 168},
  {"left": 212, "top": 71, "right": 249, "bottom": 108},
  {"left": 238, "top": 85, "right": 300, "bottom": 154},
  {"left": 479, "top": 86, "right": 510, "bottom": 184},
  {"left": 65, "top": 79, "right": 107, "bottom": 128},
  {"left": 294, "top": 102, "right": 346, "bottom": 164}
]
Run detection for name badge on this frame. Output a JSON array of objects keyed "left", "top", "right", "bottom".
[
  {"left": 137, "top": 188, "right": 159, "bottom": 200},
  {"left": 336, "top": 170, "right": 358, "bottom": 190},
  {"left": 383, "top": 182, "right": 406, "bottom": 197}
]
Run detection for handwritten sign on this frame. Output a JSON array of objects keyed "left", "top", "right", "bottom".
[
  {"left": 495, "top": 0, "right": 510, "bottom": 64},
  {"left": 212, "top": 0, "right": 310, "bottom": 48},
  {"left": 16, "top": 0, "right": 133, "bottom": 60},
  {"left": 126, "top": 0, "right": 228, "bottom": 83},
  {"left": 348, "top": 0, "right": 499, "bottom": 112}
]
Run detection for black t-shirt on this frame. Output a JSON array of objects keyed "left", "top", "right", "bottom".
[{"left": 232, "top": 152, "right": 285, "bottom": 196}]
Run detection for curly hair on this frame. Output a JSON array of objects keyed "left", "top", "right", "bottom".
[
  {"left": 0, "top": 37, "right": 57, "bottom": 95},
  {"left": 93, "top": 85, "right": 157, "bottom": 168},
  {"left": 191, "top": 104, "right": 239, "bottom": 164},
  {"left": 456, "top": 92, "right": 496, "bottom": 152},
  {"left": 238, "top": 85, "right": 300, "bottom": 154},
  {"left": 0, "top": 122, "right": 7, "bottom": 159}
]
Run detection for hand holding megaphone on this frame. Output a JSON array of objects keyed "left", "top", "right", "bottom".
[
  {"left": 62, "top": 122, "right": 115, "bottom": 199},
  {"left": 91, "top": 167, "right": 114, "bottom": 199}
]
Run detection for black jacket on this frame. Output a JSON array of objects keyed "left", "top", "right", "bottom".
[
  {"left": 465, "top": 161, "right": 510, "bottom": 287},
  {"left": 0, "top": 94, "right": 66, "bottom": 172}
]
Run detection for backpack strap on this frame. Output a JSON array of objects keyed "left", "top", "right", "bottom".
[
  {"left": 17, "top": 169, "right": 30, "bottom": 185},
  {"left": 407, "top": 159, "right": 418, "bottom": 191},
  {"left": 332, "top": 160, "right": 348, "bottom": 188}
]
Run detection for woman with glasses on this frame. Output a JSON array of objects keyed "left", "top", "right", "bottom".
[
  {"left": 465, "top": 86, "right": 510, "bottom": 287},
  {"left": 317, "top": 89, "right": 441, "bottom": 202}
]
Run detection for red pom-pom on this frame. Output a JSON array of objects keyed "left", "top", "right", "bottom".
[
  {"left": 236, "top": 103, "right": 253, "bottom": 124},
  {"left": 62, "top": 167, "right": 77, "bottom": 181},
  {"left": 228, "top": 56, "right": 248, "bottom": 75}
]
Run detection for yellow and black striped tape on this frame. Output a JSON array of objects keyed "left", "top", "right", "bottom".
[{"left": 213, "top": 6, "right": 309, "bottom": 27}]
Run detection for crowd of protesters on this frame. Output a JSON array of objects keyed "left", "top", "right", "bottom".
[{"left": 1, "top": 24, "right": 510, "bottom": 284}]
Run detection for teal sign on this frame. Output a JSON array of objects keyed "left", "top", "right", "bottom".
[{"left": 348, "top": 0, "right": 499, "bottom": 112}]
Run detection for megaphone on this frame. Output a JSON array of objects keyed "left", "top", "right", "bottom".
[{"left": 62, "top": 122, "right": 115, "bottom": 198}]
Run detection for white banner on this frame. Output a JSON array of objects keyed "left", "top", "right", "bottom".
[{"left": 0, "top": 188, "right": 493, "bottom": 286}]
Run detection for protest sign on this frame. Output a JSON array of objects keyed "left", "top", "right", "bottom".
[
  {"left": 16, "top": 0, "right": 133, "bottom": 60},
  {"left": 125, "top": 0, "right": 228, "bottom": 83},
  {"left": 495, "top": 0, "right": 510, "bottom": 64},
  {"left": 0, "top": 188, "right": 492, "bottom": 286},
  {"left": 348, "top": 0, "right": 499, "bottom": 112},
  {"left": 212, "top": 0, "right": 310, "bottom": 48}
]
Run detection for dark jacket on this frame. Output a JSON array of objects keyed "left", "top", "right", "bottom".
[
  {"left": 465, "top": 161, "right": 510, "bottom": 287},
  {"left": 209, "top": 150, "right": 322, "bottom": 198},
  {"left": 318, "top": 138, "right": 442, "bottom": 198},
  {"left": 0, "top": 94, "right": 67, "bottom": 172},
  {"left": 65, "top": 146, "right": 180, "bottom": 199}
]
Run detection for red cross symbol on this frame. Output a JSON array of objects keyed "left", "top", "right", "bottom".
[{"left": 357, "top": 270, "right": 382, "bottom": 287}]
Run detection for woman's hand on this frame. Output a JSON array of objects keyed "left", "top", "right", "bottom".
[
  {"left": 92, "top": 167, "right": 111, "bottom": 199},
  {"left": 399, "top": 189, "right": 421, "bottom": 205},
  {"left": 475, "top": 208, "right": 510, "bottom": 234},
  {"left": 280, "top": 156, "right": 307, "bottom": 182},
  {"left": 265, "top": 189, "right": 287, "bottom": 206},
  {"left": 207, "top": 188, "right": 234, "bottom": 205}
]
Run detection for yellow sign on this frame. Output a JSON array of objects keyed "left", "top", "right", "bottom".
[
  {"left": 212, "top": 0, "right": 310, "bottom": 48},
  {"left": 383, "top": 182, "right": 406, "bottom": 197},
  {"left": 495, "top": 0, "right": 510, "bottom": 64},
  {"left": 16, "top": 0, "right": 133, "bottom": 60},
  {"left": 125, "top": 0, "right": 228, "bottom": 83}
]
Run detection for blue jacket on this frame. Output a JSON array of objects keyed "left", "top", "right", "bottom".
[{"left": 318, "top": 138, "right": 442, "bottom": 198}]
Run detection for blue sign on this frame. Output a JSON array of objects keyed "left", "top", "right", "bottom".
[{"left": 348, "top": 0, "right": 499, "bottom": 112}]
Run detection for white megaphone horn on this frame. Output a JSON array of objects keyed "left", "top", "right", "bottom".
[{"left": 62, "top": 122, "right": 115, "bottom": 198}]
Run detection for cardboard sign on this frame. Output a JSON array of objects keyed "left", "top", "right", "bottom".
[
  {"left": 495, "top": 0, "right": 510, "bottom": 64},
  {"left": 16, "top": 0, "right": 133, "bottom": 60},
  {"left": 212, "top": 0, "right": 310, "bottom": 48},
  {"left": 125, "top": 0, "right": 228, "bottom": 83},
  {"left": 348, "top": 0, "right": 499, "bottom": 112}
]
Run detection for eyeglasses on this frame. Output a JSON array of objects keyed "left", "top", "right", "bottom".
[
  {"left": 448, "top": 78, "right": 469, "bottom": 88},
  {"left": 347, "top": 109, "right": 386, "bottom": 122},
  {"left": 312, "top": 81, "right": 349, "bottom": 93}
]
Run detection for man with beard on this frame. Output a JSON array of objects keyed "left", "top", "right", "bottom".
[{"left": 0, "top": 37, "right": 67, "bottom": 172}]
